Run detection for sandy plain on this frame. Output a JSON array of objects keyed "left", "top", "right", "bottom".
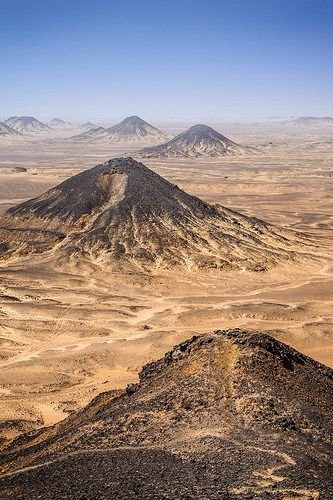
[{"left": 0, "top": 123, "right": 332, "bottom": 440}]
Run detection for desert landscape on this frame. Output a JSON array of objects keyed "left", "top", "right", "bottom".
[
  {"left": 0, "top": 118, "right": 332, "bottom": 442},
  {"left": 1, "top": 1, "right": 332, "bottom": 495},
  {"left": 0, "top": 116, "right": 332, "bottom": 496}
]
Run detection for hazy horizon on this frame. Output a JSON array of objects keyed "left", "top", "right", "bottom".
[
  {"left": 1, "top": 0, "right": 332, "bottom": 122},
  {"left": 2, "top": 115, "right": 332, "bottom": 128}
]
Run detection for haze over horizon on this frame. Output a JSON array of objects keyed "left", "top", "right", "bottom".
[{"left": 1, "top": 0, "right": 332, "bottom": 123}]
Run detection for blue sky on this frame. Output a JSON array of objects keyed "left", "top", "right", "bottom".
[{"left": 0, "top": 0, "right": 332, "bottom": 123}]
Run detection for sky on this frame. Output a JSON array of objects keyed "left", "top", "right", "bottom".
[{"left": 0, "top": 0, "right": 332, "bottom": 123}]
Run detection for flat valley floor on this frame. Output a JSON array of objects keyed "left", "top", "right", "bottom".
[{"left": 0, "top": 123, "right": 332, "bottom": 440}]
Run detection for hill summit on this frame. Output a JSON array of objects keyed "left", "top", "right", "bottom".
[
  {"left": 0, "top": 157, "right": 300, "bottom": 270},
  {"left": 135, "top": 124, "right": 255, "bottom": 158},
  {"left": 0, "top": 329, "right": 332, "bottom": 497}
]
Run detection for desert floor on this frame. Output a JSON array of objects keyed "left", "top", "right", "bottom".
[{"left": 0, "top": 123, "right": 332, "bottom": 440}]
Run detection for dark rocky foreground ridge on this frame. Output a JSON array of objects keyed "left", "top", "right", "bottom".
[
  {"left": 0, "top": 157, "right": 306, "bottom": 270},
  {"left": 0, "top": 329, "right": 332, "bottom": 498}
]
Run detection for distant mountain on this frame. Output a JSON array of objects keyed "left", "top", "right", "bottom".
[
  {"left": 286, "top": 116, "right": 333, "bottom": 127},
  {"left": 104, "top": 116, "right": 170, "bottom": 142},
  {"left": 0, "top": 121, "right": 22, "bottom": 138},
  {"left": 0, "top": 157, "right": 302, "bottom": 270},
  {"left": 4, "top": 116, "right": 51, "bottom": 134},
  {"left": 1, "top": 329, "right": 332, "bottom": 498},
  {"left": 135, "top": 124, "right": 255, "bottom": 158},
  {"left": 78, "top": 121, "right": 99, "bottom": 131},
  {"left": 72, "top": 116, "right": 170, "bottom": 143},
  {"left": 48, "top": 117, "right": 73, "bottom": 128}
]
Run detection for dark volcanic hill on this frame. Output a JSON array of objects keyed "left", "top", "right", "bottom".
[
  {"left": 73, "top": 116, "right": 169, "bottom": 143},
  {"left": 135, "top": 124, "right": 255, "bottom": 158},
  {"left": 0, "top": 329, "right": 332, "bottom": 498},
  {"left": 4, "top": 116, "right": 51, "bottom": 134},
  {"left": 0, "top": 157, "right": 302, "bottom": 270},
  {"left": 0, "top": 122, "right": 22, "bottom": 138}
]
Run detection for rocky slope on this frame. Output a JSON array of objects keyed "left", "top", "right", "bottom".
[
  {"left": 4, "top": 116, "right": 51, "bottom": 134},
  {"left": 73, "top": 116, "right": 169, "bottom": 143},
  {"left": 0, "top": 329, "right": 332, "bottom": 498},
  {"left": 135, "top": 124, "right": 255, "bottom": 158},
  {"left": 0, "top": 157, "right": 303, "bottom": 270}
]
